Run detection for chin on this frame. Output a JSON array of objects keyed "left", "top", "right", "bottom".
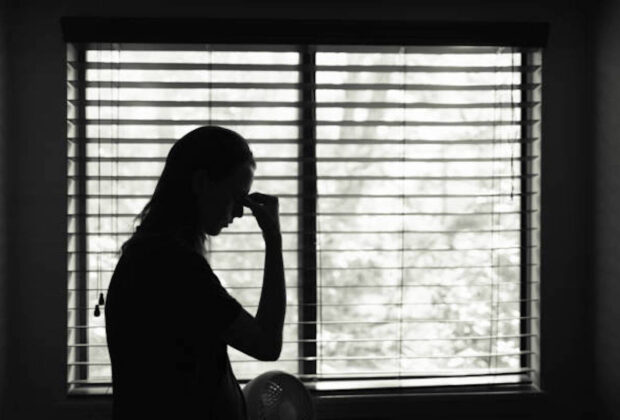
[{"left": 206, "top": 225, "right": 224, "bottom": 236}]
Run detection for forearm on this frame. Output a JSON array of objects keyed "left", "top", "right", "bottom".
[{"left": 255, "top": 235, "right": 286, "bottom": 352}]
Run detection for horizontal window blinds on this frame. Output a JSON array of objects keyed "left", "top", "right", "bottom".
[
  {"left": 66, "top": 43, "right": 541, "bottom": 394},
  {"left": 312, "top": 46, "right": 540, "bottom": 390}
]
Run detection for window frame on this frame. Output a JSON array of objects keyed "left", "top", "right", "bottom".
[{"left": 63, "top": 18, "right": 547, "bottom": 408}]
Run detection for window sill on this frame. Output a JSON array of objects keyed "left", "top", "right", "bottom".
[
  {"left": 313, "top": 384, "right": 546, "bottom": 419},
  {"left": 66, "top": 383, "right": 545, "bottom": 419}
]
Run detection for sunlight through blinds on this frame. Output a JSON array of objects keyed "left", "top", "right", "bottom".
[
  {"left": 312, "top": 46, "right": 540, "bottom": 390},
  {"left": 66, "top": 43, "right": 540, "bottom": 393}
]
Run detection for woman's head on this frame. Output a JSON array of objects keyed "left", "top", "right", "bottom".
[{"left": 133, "top": 126, "right": 255, "bottom": 251}]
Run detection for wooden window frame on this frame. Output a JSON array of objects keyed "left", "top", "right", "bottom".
[{"left": 64, "top": 19, "right": 547, "bottom": 415}]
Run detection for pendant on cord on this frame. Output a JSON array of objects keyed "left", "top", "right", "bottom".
[{"left": 94, "top": 293, "right": 105, "bottom": 317}]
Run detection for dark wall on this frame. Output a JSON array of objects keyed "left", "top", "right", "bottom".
[
  {"left": 0, "top": 0, "right": 7, "bottom": 417},
  {"left": 593, "top": 1, "right": 620, "bottom": 419},
  {"left": 3, "top": 1, "right": 594, "bottom": 419}
]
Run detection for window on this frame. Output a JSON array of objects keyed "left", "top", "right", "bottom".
[{"left": 65, "top": 27, "right": 541, "bottom": 396}]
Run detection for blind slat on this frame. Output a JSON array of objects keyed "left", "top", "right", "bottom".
[
  {"left": 67, "top": 317, "right": 538, "bottom": 329},
  {"left": 72, "top": 61, "right": 539, "bottom": 73},
  {"left": 68, "top": 351, "right": 533, "bottom": 365},
  {"left": 69, "top": 137, "right": 539, "bottom": 145},
  {"left": 68, "top": 193, "right": 537, "bottom": 199},
  {"left": 69, "top": 268, "right": 537, "bottom": 274},
  {"left": 67, "top": 299, "right": 539, "bottom": 309},
  {"left": 67, "top": 245, "right": 535, "bottom": 255},
  {"left": 70, "top": 175, "right": 534, "bottom": 182},
  {"left": 71, "top": 80, "right": 541, "bottom": 90},
  {"left": 67, "top": 333, "right": 538, "bottom": 346},
  {"left": 74, "top": 118, "right": 538, "bottom": 127},
  {"left": 67, "top": 211, "right": 536, "bottom": 217},
  {"left": 72, "top": 99, "right": 540, "bottom": 109},
  {"left": 73, "top": 156, "right": 537, "bottom": 163},
  {"left": 68, "top": 229, "right": 537, "bottom": 236}
]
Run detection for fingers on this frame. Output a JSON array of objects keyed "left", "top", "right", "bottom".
[
  {"left": 241, "top": 198, "right": 260, "bottom": 218},
  {"left": 248, "top": 192, "right": 278, "bottom": 203},
  {"left": 244, "top": 192, "right": 278, "bottom": 207},
  {"left": 241, "top": 192, "right": 281, "bottom": 236},
  {"left": 241, "top": 196, "right": 254, "bottom": 208}
]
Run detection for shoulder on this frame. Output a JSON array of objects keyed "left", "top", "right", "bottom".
[
  {"left": 123, "top": 232, "right": 195, "bottom": 259},
  {"left": 119, "top": 233, "right": 210, "bottom": 277}
]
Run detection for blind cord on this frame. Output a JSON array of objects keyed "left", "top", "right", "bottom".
[
  {"left": 94, "top": 45, "right": 103, "bottom": 317},
  {"left": 205, "top": 44, "right": 213, "bottom": 258}
]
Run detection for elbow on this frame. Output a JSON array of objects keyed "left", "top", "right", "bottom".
[
  {"left": 266, "top": 345, "right": 282, "bottom": 362},
  {"left": 259, "top": 352, "right": 279, "bottom": 362},
  {"left": 257, "top": 338, "right": 282, "bottom": 362}
]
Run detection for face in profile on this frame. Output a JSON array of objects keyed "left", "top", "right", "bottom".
[{"left": 194, "top": 162, "right": 255, "bottom": 236}]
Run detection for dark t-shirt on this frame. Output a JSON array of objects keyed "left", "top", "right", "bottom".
[{"left": 104, "top": 233, "right": 247, "bottom": 420}]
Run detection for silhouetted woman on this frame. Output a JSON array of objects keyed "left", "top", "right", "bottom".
[{"left": 105, "top": 126, "right": 286, "bottom": 420}]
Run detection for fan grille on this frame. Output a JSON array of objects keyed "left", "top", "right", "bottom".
[{"left": 244, "top": 371, "right": 315, "bottom": 420}]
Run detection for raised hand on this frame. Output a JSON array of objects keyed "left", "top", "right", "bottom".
[{"left": 242, "top": 192, "right": 281, "bottom": 243}]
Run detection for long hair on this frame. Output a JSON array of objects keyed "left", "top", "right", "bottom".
[{"left": 123, "top": 126, "right": 255, "bottom": 255}]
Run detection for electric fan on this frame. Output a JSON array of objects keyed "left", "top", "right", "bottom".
[{"left": 243, "top": 370, "right": 316, "bottom": 420}]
